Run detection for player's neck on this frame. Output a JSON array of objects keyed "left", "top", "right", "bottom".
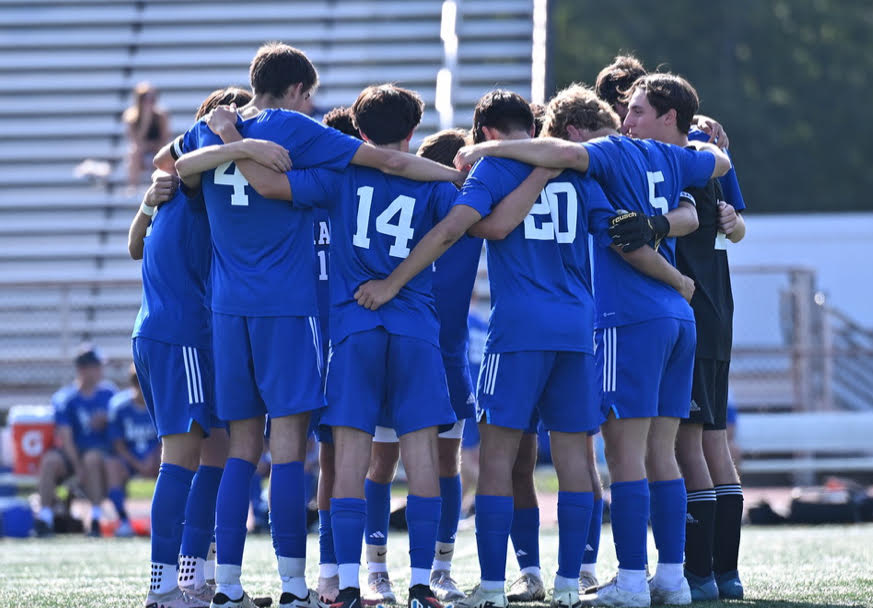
[
  {"left": 661, "top": 130, "right": 688, "bottom": 147},
  {"left": 374, "top": 141, "right": 407, "bottom": 152},
  {"left": 493, "top": 130, "right": 530, "bottom": 141},
  {"left": 76, "top": 378, "right": 97, "bottom": 396},
  {"left": 242, "top": 94, "right": 284, "bottom": 115}
]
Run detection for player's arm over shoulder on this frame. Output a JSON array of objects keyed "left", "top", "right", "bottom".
[{"left": 683, "top": 140, "right": 731, "bottom": 181}]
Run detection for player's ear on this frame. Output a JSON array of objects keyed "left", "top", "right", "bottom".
[
  {"left": 664, "top": 107, "right": 677, "bottom": 127},
  {"left": 404, "top": 129, "right": 415, "bottom": 143}
]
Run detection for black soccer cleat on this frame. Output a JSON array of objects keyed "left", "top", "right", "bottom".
[
  {"left": 330, "top": 587, "right": 362, "bottom": 608},
  {"left": 87, "top": 519, "right": 101, "bottom": 537},
  {"left": 407, "top": 584, "right": 443, "bottom": 608}
]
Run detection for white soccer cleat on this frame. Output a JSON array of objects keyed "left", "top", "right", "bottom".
[
  {"left": 454, "top": 585, "right": 508, "bottom": 608},
  {"left": 185, "top": 583, "right": 216, "bottom": 605},
  {"left": 317, "top": 574, "right": 340, "bottom": 604},
  {"left": 578, "top": 572, "right": 599, "bottom": 595},
  {"left": 506, "top": 573, "right": 546, "bottom": 602},
  {"left": 363, "top": 572, "right": 397, "bottom": 605},
  {"left": 648, "top": 578, "right": 691, "bottom": 606},
  {"left": 430, "top": 570, "right": 465, "bottom": 602},
  {"left": 579, "top": 578, "right": 650, "bottom": 607},
  {"left": 279, "top": 589, "right": 322, "bottom": 608},
  {"left": 551, "top": 587, "right": 581, "bottom": 608},
  {"left": 145, "top": 587, "right": 210, "bottom": 608}
]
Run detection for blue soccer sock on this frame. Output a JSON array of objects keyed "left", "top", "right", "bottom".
[
  {"left": 364, "top": 479, "right": 391, "bottom": 573},
  {"left": 108, "top": 486, "right": 129, "bottom": 523},
  {"left": 433, "top": 475, "right": 462, "bottom": 570},
  {"left": 214, "top": 458, "right": 255, "bottom": 596},
  {"left": 581, "top": 497, "right": 604, "bottom": 572},
  {"left": 610, "top": 479, "right": 649, "bottom": 574},
  {"left": 649, "top": 478, "right": 687, "bottom": 589},
  {"left": 181, "top": 465, "right": 223, "bottom": 559},
  {"left": 556, "top": 491, "right": 594, "bottom": 582},
  {"left": 271, "top": 462, "right": 308, "bottom": 598},
  {"left": 406, "top": 494, "right": 442, "bottom": 587},
  {"left": 150, "top": 463, "right": 195, "bottom": 594},
  {"left": 475, "top": 495, "right": 513, "bottom": 589},
  {"left": 319, "top": 509, "right": 337, "bottom": 576},
  {"left": 510, "top": 507, "right": 541, "bottom": 573},
  {"left": 331, "top": 497, "right": 367, "bottom": 590}
]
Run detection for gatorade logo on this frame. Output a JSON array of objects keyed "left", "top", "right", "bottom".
[{"left": 21, "top": 430, "right": 45, "bottom": 457}]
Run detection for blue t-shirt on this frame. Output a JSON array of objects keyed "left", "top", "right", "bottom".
[
  {"left": 286, "top": 166, "right": 457, "bottom": 348},
  {"left": 688, "top": 129, "right": 745, "bottom": 212},
  {"left": 132, "top": 188, "right": 211, "bottom": 349},
  {"left": 583, "top": 135, "right": 715, "bottom": 328},
  {"left": 108, "top": 390, "right": 159, "bottom": 459},
  {"left": 178, "top": 109, "right": 363, "bottom": 317},
  {"left": 314, "top": 208, "right": 331, "bottom": 361},
  {"left": 52, "top": 381, "right": 117, "bottom": 452},
  {"left": 453, "top": 157, "right": 614, "bottom": 354},
  {"left": 433, "top": 234, "right": 482, "bottom": 367}
]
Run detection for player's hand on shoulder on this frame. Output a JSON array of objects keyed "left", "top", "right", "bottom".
[
  {"left": 694, "top": 114, "right": 729, "bottom": 149},
  {"left": 678, "top": 274, "right": 696, "bottom": 303},
  {"left": 354, "top": 279, "right": 400, "bottom": 311},
  {"left": 717, "top": 201, "right": 737, "bottom": 234},
  {"left": 453, "top": 144, "right": 482, "bottom": 171},
  {"left": 608, "top": 211, "right": 652, "bottom": 252},
  {"left": 243, "top": 138, "right": 292, "bottom": 172},
  {"left": 144, "top": 173, "right": 179, "bottom": 208},
  {"left": 205, "top": 104, "right": 239, "bottom": 136}
]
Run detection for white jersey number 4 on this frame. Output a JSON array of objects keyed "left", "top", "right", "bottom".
[
  {"left": 353, "top": 186, "right": 416, "bottom": 258},
  {"left": 215, "top": 161, "right": 250, "bottom": 206},
  {"left": 523, "top": 181, "right": 578, "bottom": 243}
]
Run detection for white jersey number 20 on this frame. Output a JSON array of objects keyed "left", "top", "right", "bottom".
[
  {"left": 523, "top": 181, "right": 578, "bottom": 243},
  {"left": 353, "top": 186, "right": 416, "bottom": 258}
]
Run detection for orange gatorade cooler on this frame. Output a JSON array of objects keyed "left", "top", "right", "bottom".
[{"left": 9, "top": 405, "right": 55, "bottom": 475}]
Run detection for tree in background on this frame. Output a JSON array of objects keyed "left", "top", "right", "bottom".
[{"left": 550, "top": 0, "right": 873, "bottom": 213}]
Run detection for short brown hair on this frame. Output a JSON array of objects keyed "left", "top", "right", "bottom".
[
  {"left": 417, "top": 128, "right": 469, "bottom": 167},
  {"left": 195, "top": 86, "right": 253, "bottom": 120},
  {"left": 472, "top": 90, "right": 534, "bottom": 144},
  {"left": 595, "top": 54, "right": 647, "bottom": 109},
  {"left": 529, "top": 103, "right": 546, "bottom": 137},
  {"left": 543, "top": 84, "right": 620, "bottom": 139},
  {"left": 351, "top": 84, "right": 424, "bottom": 145},
  {"left": 322, "top": 106, "right": 360, "bottom": 139},
  {"left": 250, "top": 42, "right": 318, "bottom": 98},
  {"left": 630, "top": 73, "right": 699, "bottom": 134}
]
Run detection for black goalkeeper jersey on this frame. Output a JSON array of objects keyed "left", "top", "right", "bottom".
[{"left": 676, "top": 176, "right": 734, "bottom": 361}]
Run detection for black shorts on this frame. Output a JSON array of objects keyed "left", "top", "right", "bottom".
[{"left": 681, "top": 358, "right": 730, "bottom": 430}]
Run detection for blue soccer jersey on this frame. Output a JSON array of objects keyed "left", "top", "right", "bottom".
[
  {"left": 433, "top": 234, "right": 482, "bottom": 366},
  {"left": 108, "top": 390, "right": 159, "bottom": 459},
  {"left": 286, "top": 166, "right": 458, "bottom": 348},
  {"left": 688, "top": 129, "right": 745, "bottom": 212},
  {"left": 52, "top": 381, "right": 117, "bottom": 452},
  {"left": 314, "top": 208, "right": 331, "bottom": 359},
  {"left": 177, "top": 109, "right": 363, "bottom": 317},
  {"left": 452, "top": 157, "right": 614, "bottom": 354},
  {"left": 583, "top": 136, "right": 715, "bottom": 328},
  {"left": 132, "top": 187, "right": 211, "bottom": 349}
]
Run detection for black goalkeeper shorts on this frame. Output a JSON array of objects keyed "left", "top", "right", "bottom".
[{"left": 681, "top": 358, "right": 730, "bottom": 430}]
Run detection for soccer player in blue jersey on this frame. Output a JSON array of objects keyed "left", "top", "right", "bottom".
[
  {"left": 131, "top": 87, "right": 270, "bottom": 608},
  {"left": 357, "top": 128, "right": 480, "bottom": 605},
  {"left": 356, "top": 89, "right": 616, "bottom": 608},
  {"left": 105, "top": 365, "right": 160, "bottom": 538},
  {"left": 620, "top": 74, "right": 747, "bottom": 601},
  {"left": 35, "top": 345, "right": 117, "bottom": 538},
  {"left": 172, "top": 44, "right": 461, "bottom": 608},
  {"left": 451, "top": 89, "right": 730, "bottom": 608}
]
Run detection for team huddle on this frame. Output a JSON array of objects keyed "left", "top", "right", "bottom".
[{"left": 132, "top": 43, "right": 747, "bottom": 608}]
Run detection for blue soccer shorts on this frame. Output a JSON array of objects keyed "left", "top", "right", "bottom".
[
  {"left": 132, "top": 336, "right": 219, "bottom": 438},
  {"left": 596, "top": 318, "right": 696, "bottom": 420},
  {"left": 212, "top": 313, "right": 325, "bottom": 422},
  {"left": 475, "top": 350, "right": 600, "bottom": 434},
  {"left": 444, "top": 359, "right": 477, "bottom": 422},
  {"left": 323, "top": 328, "right": 456, "bottom": 437}
]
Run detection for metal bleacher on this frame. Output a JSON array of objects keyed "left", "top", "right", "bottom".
[{"left": 0, "top": 0, "right": 535, "bottom": 407}]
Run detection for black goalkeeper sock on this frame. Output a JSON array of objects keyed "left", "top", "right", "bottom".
[
  {"left": 684, "top": 488, "right": 716, "bottom": 578},
  {"left": 713, "top": 484, "right": 744, "bottom": 574}
]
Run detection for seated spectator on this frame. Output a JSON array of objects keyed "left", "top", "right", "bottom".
[
  {"left": 35, "top": 344, "right": 117, "bottom": 537},
  {"left": 106, "top": 364, "right": 160, "bottom": 537},
  {"left": 123, "top": 81, "right": 170, "bottom": 191}
]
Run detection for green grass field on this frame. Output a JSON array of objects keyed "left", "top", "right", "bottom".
[{"left": 2, "top": 524, "right": 872, "bottom": 608}]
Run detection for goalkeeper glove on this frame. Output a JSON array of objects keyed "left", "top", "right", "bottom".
[{"left": 608, "top": 210, "right": 670, "bottom": 252}]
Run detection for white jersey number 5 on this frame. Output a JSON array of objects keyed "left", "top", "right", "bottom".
[
  {"left": 215, "top": 161, "right": 250, "bottom": 206},
  {"left": 647, "top": 171, "right": 669, "bottom": 215},
  {"left": 352, "top": 186, "right": 416, "bottom": 258}
]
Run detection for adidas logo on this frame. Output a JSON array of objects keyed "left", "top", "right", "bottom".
[
  {"left": 689, "top": 400, "right": 701, "bottom": 412},
  {"left": 516, "top": 549, "right": 527, "bottom": 557},
  {"left": 585, "top": 544, "right": 594, "bottom": 552},
  {"left": 686, "top": 513, "right": 699, "bottom": 524},
  {"left": 467, "top": 393, "right": 476, "bottom": 405},
  {"left": 369, "top": 531, "right": 386, "bottom": 539}
]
